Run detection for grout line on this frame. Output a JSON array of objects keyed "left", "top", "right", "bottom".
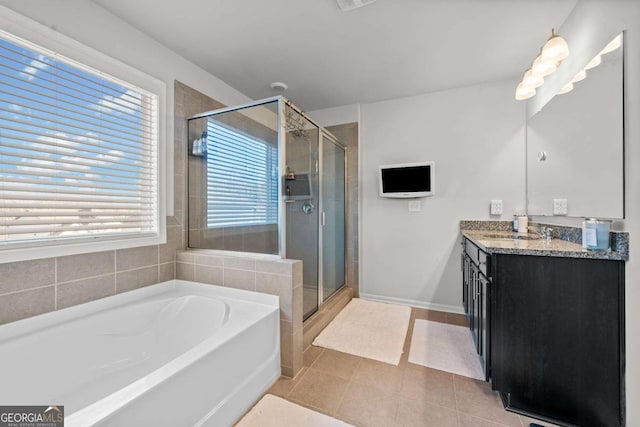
[
  {"left": 56, "top": 272, "right": 116, "bottom": 286},
  {"left": 113, "top": 250, "right": 117, "bottom": 294},
  {"left": 114, "top": 264, "right": 158, "bottom": 275},
  {"left": 332, "top": 356, "right": 361, "bottom": 417},
  {"left": 53, "top": 258, "right": 58, "bottom": 310},
  {"left": 0, "top": 283, "right": 56, "bottom": 298}
]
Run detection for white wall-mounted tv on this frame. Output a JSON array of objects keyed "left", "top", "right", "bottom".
[{"left": 379, "top": 161, "right": 435, "bottom": 198}]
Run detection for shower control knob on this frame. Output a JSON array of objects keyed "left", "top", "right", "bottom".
[{"left": 302, "top": 202, "right": 314, "bottom": 215}]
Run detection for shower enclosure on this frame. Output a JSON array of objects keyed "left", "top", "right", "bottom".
[{"left": 186, "top": 97, "right": 346, "bottom": 320}]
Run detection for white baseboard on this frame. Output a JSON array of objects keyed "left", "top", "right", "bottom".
[{"left": 359, "top": 293, "right": 465, "bottom": 315}]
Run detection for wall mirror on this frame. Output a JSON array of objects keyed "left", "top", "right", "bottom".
[{"left": 526, "top": 32, "right": 624, "bottom": 219}]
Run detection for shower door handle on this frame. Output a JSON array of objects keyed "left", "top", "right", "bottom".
[{"left": 321, "top": 212, "right": 326, "bottom": 226}]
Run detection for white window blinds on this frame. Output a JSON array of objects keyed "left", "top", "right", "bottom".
[
  {"left": 0, "top": 32, "right": 159, "bottom": 246},
  {"left": 206, "top": 121, "right": 278, "bottom": 228}
]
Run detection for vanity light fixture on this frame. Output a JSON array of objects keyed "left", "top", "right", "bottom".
[
  {"left": 601, "top": 34, "right": 622, "bottom": 55},
  {"left": 523, "top": 69, "right": 544, "bottom": 88},
  {"left": 541, "top": 29, "right": 570, "bottom": 62},
  {"left": 515, "top": 82, "right": 536, "bottom": 100},
  {"left": 515, "top": 29, "right": 569, "bottom": 100},
  {"left": 531, "top": 54, "right": 557, "bottom": 77},
  {"left": 571, "top": 69, "right": 587, "bottom": 83},
  {"left": 583, "top": 34, "right": 622, "bottom": 75},
  {"left": 584, "top": 54, "right": 602, "bottom": 70},
  {"left": 558, "top": 82, "right": 574, "bottom": 95}
]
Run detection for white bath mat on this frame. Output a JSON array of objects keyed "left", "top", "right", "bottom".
[
  {"left": 408, "top": 319, "right": 484, "bottom": 380},
  {"left": 312, "top": 298, "right": 411, "bottom": 365},
  {"left": 236, "top": 394, "right": 353, "bottom": 427}
]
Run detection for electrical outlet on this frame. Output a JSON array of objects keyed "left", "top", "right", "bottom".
[
  {"left": 553, "top": 198, "right": 568, "bottom": 215},
  {"left": 490, "top": 199, "right": 503, "bottom": 216},
  {"left": 408, "top": 200, "right": 421, "bottom": 212}
]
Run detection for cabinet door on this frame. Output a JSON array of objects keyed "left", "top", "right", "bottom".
[
  {"left": 492, "top": 255, "right": 623, "bottom": 427},
  {"left": 470, "top": 262, "right": 480, "bottom": 350},
  {"left": 462, "top": 253, "right": 471, "bottom": 316},
  {"left": 478, "top": 272, "right": 490, "bottom": 381}
]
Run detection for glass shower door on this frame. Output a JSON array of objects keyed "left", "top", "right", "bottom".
[
  {"left": 321, "top": 134, "right": 346, "bottom": 301},
  {"left": 284, "top": 104, "right": 320, "bottom": 320}
]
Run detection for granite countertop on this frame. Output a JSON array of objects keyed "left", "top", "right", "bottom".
[{"left": 462, "top": 229, "right": 628, "bottom": 261}]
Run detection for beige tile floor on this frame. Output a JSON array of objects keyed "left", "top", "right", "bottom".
[{"left": 257, "top": 307, "right": 561, "bottom": 427}]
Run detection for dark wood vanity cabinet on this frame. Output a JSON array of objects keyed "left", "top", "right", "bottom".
[
  {"left": 462, "top": 239, "right": 490, "bottom": 381},
  {"left": 461, "top": 237, "right": 625, "bottom": 427}
]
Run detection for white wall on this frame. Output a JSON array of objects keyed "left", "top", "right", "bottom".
[
  {"left": 359, "top": 80, "right": 526, "bottom": 312},
  {"left": 0, "top": 0, "right": 251, "bottom": 215}
]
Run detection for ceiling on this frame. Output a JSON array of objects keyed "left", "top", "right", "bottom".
[{"left": 93, "top": 0, "right": 578, "bottom": 111}]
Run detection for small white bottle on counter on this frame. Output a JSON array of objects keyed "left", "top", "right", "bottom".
[
  {"left": 517, "top": 215, "right": 528, "bottom": 234},
  {"left": 513, "top": 215, "right": 519, "bottom": 232}
]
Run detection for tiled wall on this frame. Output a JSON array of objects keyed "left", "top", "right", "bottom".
[
  {"left": 175, "top": 250, "right": 304, "bottom": 377},
  {"left": 0, "top": 247, "right": 174, "bottom": 325}
]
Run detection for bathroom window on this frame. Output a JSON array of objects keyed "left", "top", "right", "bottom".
[
  {"left": 205, "top": 121, "right": 278, "bottom": 228},
  {"left": 0, "top": 27, "right": 165, "bottom": 262}
]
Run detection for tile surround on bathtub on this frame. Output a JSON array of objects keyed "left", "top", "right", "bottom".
[
  {"left": 0, "top": 286, "right": 56, "bottom": 325},
  {"left": 194, "top": 264, "right": 224, "bottom": 286},
  {"left": 0, "top": 243, "right": 177, "bottom": 326},
  {"left": 0, "top": 258, "right": 55, "bottom": 295},
  {"left": 175, "top": 249, "right": 304, "bottom": 377},
  {"left": 116, "top": 265, "right": 160, "bottom": 294},
  {"left": 57, "top": 251, "right": 115, "bottom": 283},
  {"left": 57, "top": 274, "right": 115, "bottom": 310}
]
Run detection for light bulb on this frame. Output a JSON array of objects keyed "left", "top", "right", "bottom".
[
  {"left": 584, "top": 55, "right": 601, "bottom": 70},
  {"left": 541, "top": 30, "right": 570, "bottom": 62},
  {"left": 522, "top": 69, "right": 544, "bottom": 88},
  {"left": 558, "top": 82, "right": 574, "bottom": 95},
  {"left": 571, "top": 69, "right": 587, "bottom": 83},
  {"left": 600, "top": 34, "right": 622, "bottom": 55},
  {"left": 515, "top": 82, "right": 536, "bottom": 100},
  {"left": 532, "top": 55, "right": 557, "bottom": 77}
]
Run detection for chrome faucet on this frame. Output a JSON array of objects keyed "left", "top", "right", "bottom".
[{"left": 535, "top": 226, "right": 554, "bottom": 241}]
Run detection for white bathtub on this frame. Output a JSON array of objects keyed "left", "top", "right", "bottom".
[{"left": 0, "top": 280, "right": 280, "bottom": 426}]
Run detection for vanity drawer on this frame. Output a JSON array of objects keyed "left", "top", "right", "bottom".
[
  {"left": 465, "top": 238, "right": 490, "bottom": 277},
  {"left": 465, "top": 239, "right": 479, "bottom": 264},
  {"left": 478, "top": 249, "right": 490, "bottom": 277}
]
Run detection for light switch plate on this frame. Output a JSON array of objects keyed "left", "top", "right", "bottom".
[
  {"left": 553, "top": 198, "right": 568, "bottom": 215},
  {"left": 490, "top": 199, "right": 503, "bottom": 215},
  {"left": 408, "top": 200, "right": 421, "bottom": 212}
]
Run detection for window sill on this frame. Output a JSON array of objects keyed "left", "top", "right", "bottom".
[{"left": 0, "top": 231, "right": 166, "bottom": 264}]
